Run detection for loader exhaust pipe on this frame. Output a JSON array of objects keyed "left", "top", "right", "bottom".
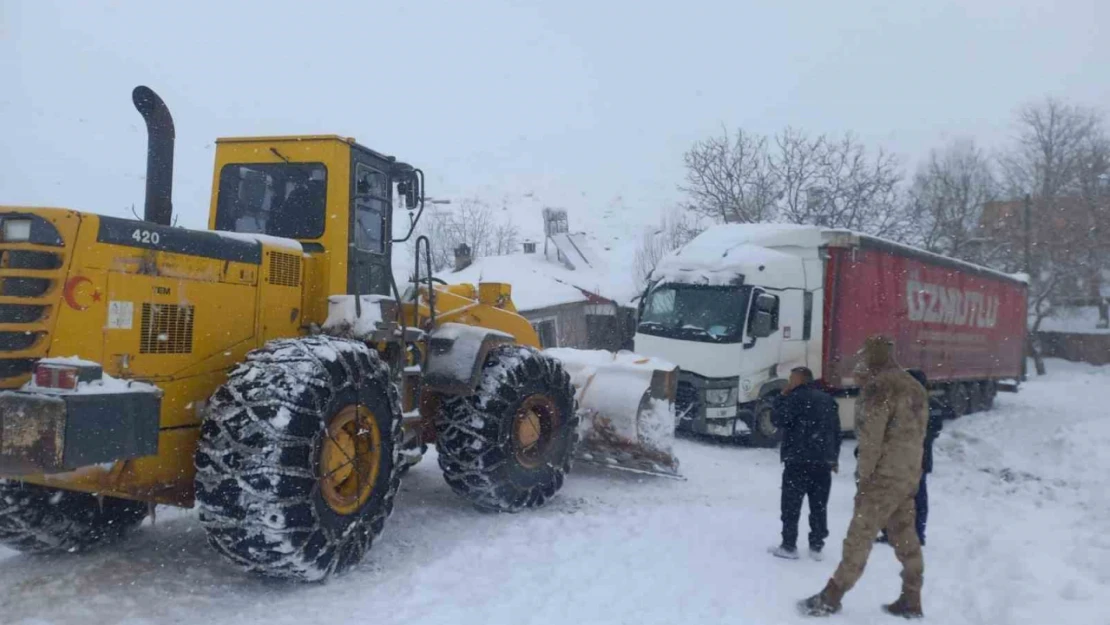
[{"left": 132, "top": 86, "right": 175, "bottom": 226}]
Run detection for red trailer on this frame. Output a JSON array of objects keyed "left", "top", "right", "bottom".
[{"left": 822, "top": 233, "right": 1028, "bottom": 414}]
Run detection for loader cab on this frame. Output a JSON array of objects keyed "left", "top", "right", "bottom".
[{"left": 208, "top": 135, "right": 421, "bottom": 306}]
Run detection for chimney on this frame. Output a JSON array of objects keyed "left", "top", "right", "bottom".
[
  {"left": 454, "top": 243, "right": 472, "bottom": 272},
  {"left": 523, "top": 240, "right": 537, "bottom": 254},
  {"left": 132, "top": 86, "right": 175, "bottom": 226}
]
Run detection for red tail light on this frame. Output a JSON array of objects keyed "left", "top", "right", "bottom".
[{"left": 34, "top": 364, "right": 79, "bottom": 390}]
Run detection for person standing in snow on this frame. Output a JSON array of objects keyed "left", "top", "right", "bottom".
[
  {"left": 800, "top": 336, "right": 929, "bottom": 619},
  {"left": 769, "top": 366, "right": 841, "bottom": 561},
  {"left": 877, "top": 369, "right": 946, "bottom": 547}
]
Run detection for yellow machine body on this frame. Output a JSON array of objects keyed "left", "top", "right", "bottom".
[{"left": 0, "top": 135, "right": 539, "bottom": 506}]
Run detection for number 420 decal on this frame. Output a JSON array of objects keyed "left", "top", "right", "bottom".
[{"left": 131, "top": 229, "right": 161, "bottom": 245}]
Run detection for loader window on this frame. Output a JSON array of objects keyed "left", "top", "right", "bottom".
[
  {"left": 353, "top": 163, "right": 388, "bottom": 254},
  {"left": 215, "top": 163, "right": 327, "bottom": 239}
]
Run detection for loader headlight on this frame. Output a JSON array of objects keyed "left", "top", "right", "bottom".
[
  {"left": 2, "top": 219, "right": 32, "bottom": 242},
  {"left": 705, "top": 387, "right": 737, "bottom": 406}
]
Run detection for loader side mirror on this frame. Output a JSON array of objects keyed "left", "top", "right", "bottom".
[{"left": 398, "top": 173, "right": 420, "bottom": 210}]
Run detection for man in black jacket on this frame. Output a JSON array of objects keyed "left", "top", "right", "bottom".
[
  {"left": 877, "top": 368, "right": 946, "bottom": 546},
  {"left": 770, "top": 367, "right": 842, "bottom": 561}
]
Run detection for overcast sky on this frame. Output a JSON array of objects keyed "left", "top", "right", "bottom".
[{"left": 1, "top": 0, "right": 1107, "bottom": 230}]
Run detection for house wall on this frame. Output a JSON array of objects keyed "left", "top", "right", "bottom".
[
  {"left": 1036, "top": 331, "right": 1110, "bottom": 366},
  {"left": 520, "top": 302, "right": 634, "bottom": 350},
  {"left": 521, "top": 302, "right": 589, "bottom": 349}
]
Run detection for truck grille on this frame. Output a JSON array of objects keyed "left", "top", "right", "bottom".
[
  {"left": 676, "top": 380, "right": 701, "bottom": 421},
  {"left": 0, "top": 234, "right": 67, "bottom": 387}
]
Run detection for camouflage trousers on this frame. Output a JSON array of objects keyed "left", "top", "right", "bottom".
[{"left": 831, "top": 473, "right": 924, "bottom": 594}]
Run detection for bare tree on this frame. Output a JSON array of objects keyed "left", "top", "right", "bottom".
[
  {"left": 907, "top": 138, "right": 1000, "bottom": 264},
  {"left": 770, "top": 127, "right": 826, "bottom": 225},
  {"left": 633, "top": 209, "right": 703, "bottom": 286},
  {"left": 414, "top": 198, "right": 513, "bottom": 273},
  {"left": 680, "top": 127, "right": 777, "bottom": 223},
  {"left": 491, "top": 219, "right": 521, "bottom": 257},
  {"left": 997, "top": 98, "right": 1109, "bottom": 371},
  {"left": 800, "top": 133, "right": 907, "bottom": 239}
]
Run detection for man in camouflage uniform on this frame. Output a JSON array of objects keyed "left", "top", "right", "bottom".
[{"left": 799, "top": 336, "right": 929, "bottom": 618}]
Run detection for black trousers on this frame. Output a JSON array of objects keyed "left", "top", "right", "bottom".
[{"left": 780, "top": 462, "right": 832, "bottom": 550}]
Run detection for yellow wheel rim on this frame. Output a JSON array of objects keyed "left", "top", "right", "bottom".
[
  {"left": 319, "top": 405, "right": 382, "bottom": 516},
  {"left": 512, "top": 395, "right": 560, "bottom": 469}
]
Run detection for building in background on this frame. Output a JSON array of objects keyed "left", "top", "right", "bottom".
[{"left": 438, "top": 208, "right": 636, "bottom": 350}]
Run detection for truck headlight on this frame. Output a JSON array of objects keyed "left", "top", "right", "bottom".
[
  {"left": 3, "top": 219, "right": 32, "bottom": 242},
  {"left": 705, "top": 387, "right": 737, "bottom": 406}
]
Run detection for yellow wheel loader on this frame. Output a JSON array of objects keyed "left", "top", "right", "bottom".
[{"left": 0, "top": 87, "right": 678, "bottom": 581}]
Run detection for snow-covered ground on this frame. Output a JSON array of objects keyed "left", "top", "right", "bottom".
[{"left": 2, "top": 359, "right": 1107, "bottom": 625}]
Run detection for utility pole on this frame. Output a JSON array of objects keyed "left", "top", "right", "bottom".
[{"left": 1023, "top": 193, "right": 1032, "bottom": 275}]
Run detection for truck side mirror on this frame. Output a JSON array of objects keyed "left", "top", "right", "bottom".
[
  {"left": 398, "top": 173, "right": 420, "bottom": 210},
  {"left": 750, "top": 310, "right": 774, "bottom": 338},
  {"left": 747, "top": 291, "right": 779, "bottom": 340}
]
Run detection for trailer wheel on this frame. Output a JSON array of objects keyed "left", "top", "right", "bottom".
[
  {"left": 981, "top": 381, "right": 997, "bottom": 410},
  {"left": 748, "top": 394, "right": 782, "bottom": 448},
  {"left": 195, "top": 336, "right": 403, "bottom": 582},
  {"left": 945, "top": 383, "right": 970, "bottom": 418},
  {"left": 0, "top": 480, "right": 147, "bottom": 554},
  {"left": 436, "top": 344, "right": 578, "bottom": 512},
  {"left": 967, "top": 382, "right": 985, "bottom": 414}
]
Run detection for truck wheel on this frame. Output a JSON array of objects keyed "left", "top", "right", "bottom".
[
  {"left": 967, "top": 382, "right": 985, "bottom": 414},
  {"left": 981, "top": 381, "right": 997, "bottom": 410},
  {"left": 195, "top": 336, "right": 403, "bottom": 582},
  {"left": 945, "top": 383, "right": 970, "bottom": 418},
  {"left": 747, "top": 394, "right": 782, "bottom": 448},
  {"left": 436, "top": 344, "right": 578, "bottom": 512},
  {"left": 0, "top": 480, "right": 147, "bottom": 554}
]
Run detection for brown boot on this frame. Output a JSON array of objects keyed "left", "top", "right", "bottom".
[
  {"left": 882, "top": 590, "right": 923, "bottom": 619},
  {"left": 798, "top": 580, "right": 844, "bottom": 617}
]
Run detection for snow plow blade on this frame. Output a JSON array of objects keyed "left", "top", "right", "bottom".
[{"left": 544, "top": 349, "right": 682, "bottom": 479}]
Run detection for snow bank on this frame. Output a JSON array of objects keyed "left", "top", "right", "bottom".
[
  {"left": 1, "top": 359, "right": 1107, "bottom": 625},
  {"left": 650, "top": 223, "right": 820, "bottom": 286},
  {"left": 652, "top": 242, "right": 799, "bottom": 286},
  {"left": 23, "top": 358, "right": 159, "bottom": 395},
  {"left": 322, "top": 294, "right": 394, "bottom": 338},
  {"left": 546, "top": 348, "right": 680, "bottom": 473},
  {"left": 437, "top": 253, "right": 611, "bottom": 311},
  {"left": 35, "top": 356, "right": 101, "bottom": 368},
  {"left": 215, "top": 231, "right": 304, "bottom": 253}
]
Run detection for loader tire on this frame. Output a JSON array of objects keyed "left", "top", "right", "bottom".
[
  {"left": 0, "top": 480, "right": 147, "bottom": 554},
  {"left": 195, "top": 336, "right": 403, "bottom": 582},
  {"left": 436, "top": 344, "right": 578, "bottom": 512}
]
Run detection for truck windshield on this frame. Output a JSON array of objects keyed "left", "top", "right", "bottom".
[
  {"left": 638, "top": 285, "right": 751, "bottom": 343},
  {"left": 214, "top": 163, "right": 327, "bottom": 239}
]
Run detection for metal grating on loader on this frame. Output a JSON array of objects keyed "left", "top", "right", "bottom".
[
  {"left": 140, "top": 303, "right": 195, "bottom": 354},
  {"left": 267, "top": 252, "right": 301, "bottom": 287}
]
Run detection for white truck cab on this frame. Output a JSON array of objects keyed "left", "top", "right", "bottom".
[{"left": 634, "top": 224, "right": 828, "bottom": 447}]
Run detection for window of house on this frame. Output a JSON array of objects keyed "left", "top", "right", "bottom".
[{"left": 532, "top": 318, "right": 558, "bottom": 348}]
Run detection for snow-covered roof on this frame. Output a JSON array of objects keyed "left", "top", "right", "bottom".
[
  {"left": 650, "top": 224, "right": 820, "bottom": 287},
  {"left": 437, "top": 252, "right": 618, "bottom": 312},
  {"left": 1037, "top": 306, "right": 1110, "bottom": 335}
]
